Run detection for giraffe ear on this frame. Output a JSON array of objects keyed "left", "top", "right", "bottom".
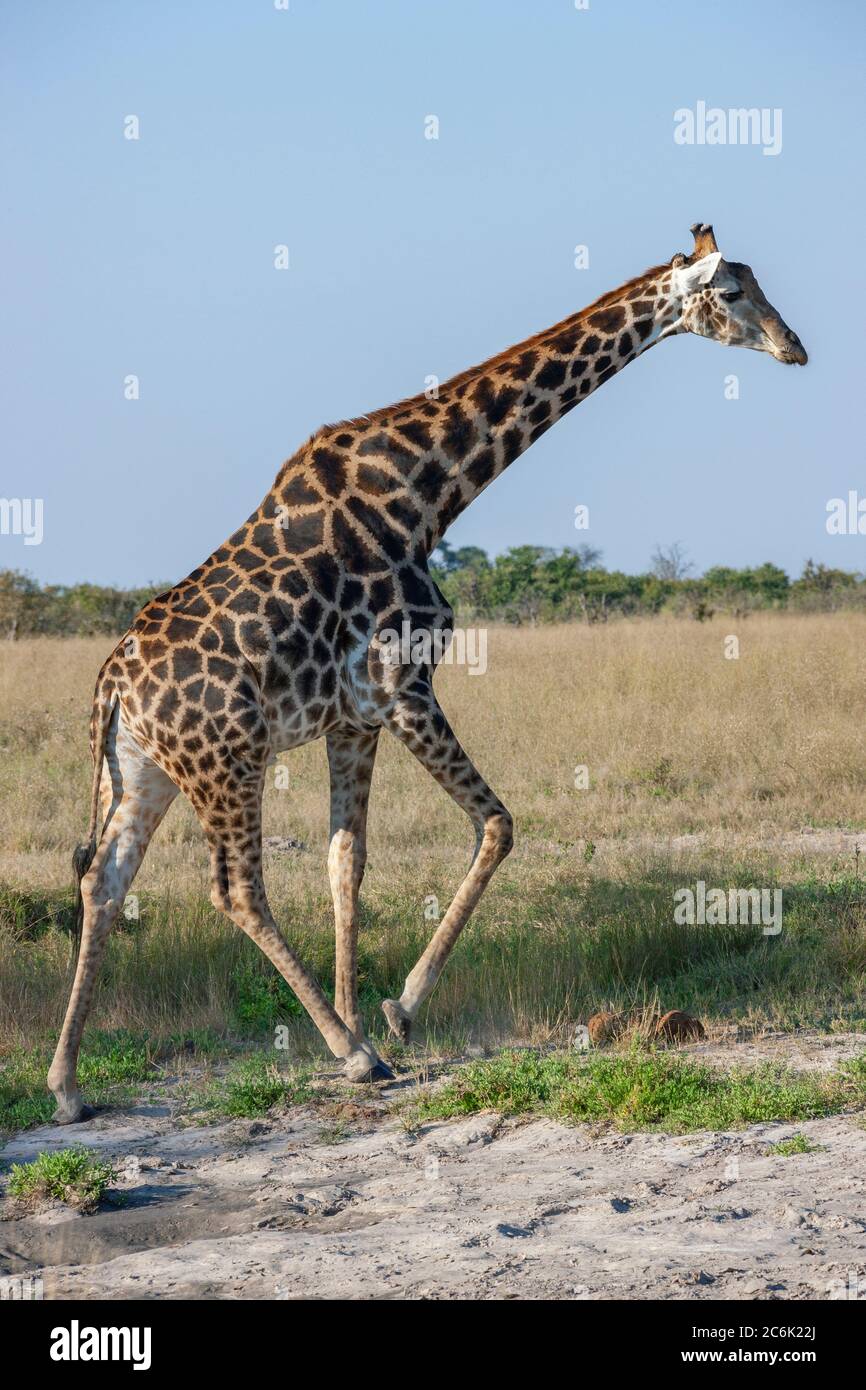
[{"left": 672, "top": 251, "right": 722, "bottom": 296}]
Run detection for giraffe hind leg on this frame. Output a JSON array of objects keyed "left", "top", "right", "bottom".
[
  {"left": 326, "top": 728, "right": 379, "bottom": 1042},
  {"left": 48, "top": 714, "right": 178, "bottom": 1123}
]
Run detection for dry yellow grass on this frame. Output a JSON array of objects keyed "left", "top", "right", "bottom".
[
  {"left": 1, "top": 613, "right": 865, "bottom": 1059},
  {"left": 1, "top": 612, "right": 863, "bottom": 903}
]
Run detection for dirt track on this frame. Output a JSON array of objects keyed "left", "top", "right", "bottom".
[{"left": 2, "top": 1035, "right": 866, "bottom": 1301}]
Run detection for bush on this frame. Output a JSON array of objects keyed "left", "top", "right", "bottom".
[{"left": 8, "top": 1146, "right": 117, "bottom": 1211}]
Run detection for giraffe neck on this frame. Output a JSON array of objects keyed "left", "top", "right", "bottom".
[{"left": 345, "top": 262, "right": 682, "bottom": 555}]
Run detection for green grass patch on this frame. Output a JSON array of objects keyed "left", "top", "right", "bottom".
[
  {"left": 231, "top": 961, "right": 305, "bottom": 1032},
  {"left": 7, "top": 1145, "right": 117, "bottom": 1212},
  {"left": 0, "top": 1029, "right": 228, "bottom": 1135},
  {"left": 407, "top": 1048, "right": 866, "bottom": 1134},
  {"left": 771, "top": 1133, "right": 822, "bottom": 1155},
  {"left": 0, "top": 884, "right": 77, "bottom": 941},
  {"left": 198, "top": 1054, "right": 313, "bottom": 1119}
]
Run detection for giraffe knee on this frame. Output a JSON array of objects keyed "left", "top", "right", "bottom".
[
  {"left": 209, "top": 884, "right": 232, "bottom": 913},
  {"left": 80, "top": 868, "right": 112, "bottom": 916},
  {"left": 328, "top": 828, "right": 367, "bottom": 889},
  {"left": 487, "top": 810, "right": 514, "bottom": 860},
  {"left": 226, "top": 888, "right": 258, "bottom": 924},
  {"left": 76, "top": 876, "right": 121, "bottom": 946},
  {"left": 208, "top": 863, "right": 231, "bottom": 913},
  {"left": 328, "top": 827, "right": 353, "bottom": 867},
  {"left": 208, "top": 846, "right": 231, "bottom": 913}
]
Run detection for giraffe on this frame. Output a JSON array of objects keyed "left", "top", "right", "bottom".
[{"left": 49, "top": 222, "right": 807, "bottom": 1121}]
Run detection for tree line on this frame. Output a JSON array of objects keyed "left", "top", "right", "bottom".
[
  {"left": 430, "top": 543, "right": 865, "bottom": 623},
  {"left": 1, "top": 547, "right": 863, "bottom": 638}
]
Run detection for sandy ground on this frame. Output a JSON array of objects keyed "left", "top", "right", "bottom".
[{"left": 2, "top": 1033, "right": 865, "bottom": 1302}]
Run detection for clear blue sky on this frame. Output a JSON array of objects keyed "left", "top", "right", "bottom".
[{"left": 2, "top": 0, "right": 863, "bottom": 586}]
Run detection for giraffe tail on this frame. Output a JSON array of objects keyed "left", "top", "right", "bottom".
[{"left": 70, "top": 681, "right": 117, "bottom": 965}]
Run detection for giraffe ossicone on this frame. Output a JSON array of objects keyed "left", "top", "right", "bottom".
[{"left": 48, "top": 224, "right": 807, "bottom": 1120}]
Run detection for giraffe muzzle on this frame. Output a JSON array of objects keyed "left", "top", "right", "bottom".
[{"left": 767, "top": 324, "right": 808, "bottom": 365}]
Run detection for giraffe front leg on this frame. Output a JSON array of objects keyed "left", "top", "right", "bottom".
[{"left": 379, "top": 686, "right": 513, "bottom": 1042}]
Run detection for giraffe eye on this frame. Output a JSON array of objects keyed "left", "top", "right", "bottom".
[{"left": 721, "top": 290, "right": 743, "bottom": 303}]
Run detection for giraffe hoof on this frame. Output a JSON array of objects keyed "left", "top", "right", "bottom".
[
  {"left": 369, "top": 1061, "right": 396, "bottom": 1082},
  {"left": 51, "top": 1100, "right": 95, "bottom": 1125},
  {"left": 382, "top": 999, "right": 412, "bottom": 1044},
  {"left": 343, "top": 1048, "right": 394, "bottom": 1084}
]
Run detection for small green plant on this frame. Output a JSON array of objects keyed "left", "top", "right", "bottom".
[
  {"left": 201, "top": 1055, "right": 312, "bottom": 1119},
  {"left": 772, "top": 1133, "right": 821, "bottom": 1156},
  {"left": 631, "top": 757, "right": 684, "bottom": 799},
  {"left": 317, "top": 1120, "right": 349, "bottom": 1145},
  {"left": 7, "top": 1146, "right": 117, "bottom": 1212}
]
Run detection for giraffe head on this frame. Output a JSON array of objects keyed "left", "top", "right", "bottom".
[{"left": 670, "top": 222, "right": 807, "bottom": 365}]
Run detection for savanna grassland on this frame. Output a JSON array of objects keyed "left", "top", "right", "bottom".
[{"left": 1, "top": 612, "right": 865, "bottom": 1127}]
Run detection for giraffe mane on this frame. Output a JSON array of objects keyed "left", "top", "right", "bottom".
[{"left": 321, "top": 263, "right": 670, "bottom": 434}]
